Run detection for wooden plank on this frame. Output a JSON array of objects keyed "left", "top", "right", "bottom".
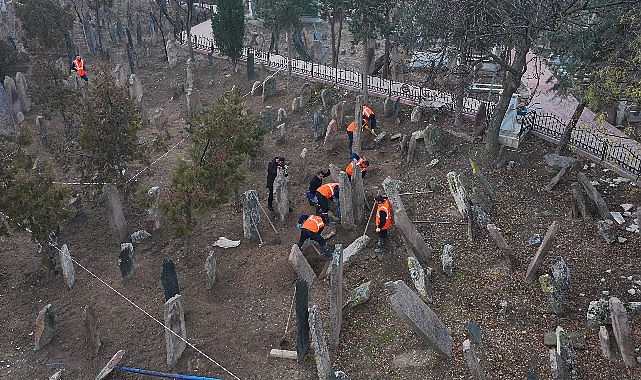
[{"left": 269, "top": 349, "right": 298, "bottom": 360}]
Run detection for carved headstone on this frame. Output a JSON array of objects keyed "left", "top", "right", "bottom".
[
  {"left": 309, "top": 305, "right": 333, "bottom": 379},
  {"left": 539, "top": 274, "right": 568, "bottom": 315},
  {"left": 486, "top": 224, "right": 509, "bottom": 250},
  {"left": 447, "top": 171, "right": 468, "bottom": 217},
  {"left": 577, "top": 172, "right": 611, "bottom": 221},
  {"left": 383, "top": 96, "right": 393, "bottom": 117},
  {"left": 300, "top": 82, "right": 311, "bottom": 107},
  {"left": 103, "top": 184, "right": 128, "bottom": 243},
  {"left": 312, "top": 109, "right": 324, "bottom": 140},
  {"left": 609, "top": 297, "right": 638, "bottom": 367},
  {"left": 164, "top": 294, "right": 186, "bottom": 368},
  {"left": 161, "top": 258, "right": 180, "bottom": 301},
  {"left": 205, "top": 252, "right": 216, "bottom": 289},
  {"left": 329, "top": 245, "right": 343, "bottom": 349},
  {"left": 341, "top": 235, "right": 371, "bottom": 266},
  {"left": 408, "top": 256, "right": 434, "bottom": 302},
  {"left": 441, "top": 244, "right": 454, "bottom": 276},
  {"left": 113, "top": 64, "right": 128, "bottom": 87},
  {"left": 262, "top": 76, "right": 276, "bottom": 101},
  {"left": 296, "top": 279, "right": 310, "bottom": 362},
  {"left": 59, "top": 244, "right": 75, "bottom": 289},
  {"left": 34, "top": 304, "right": 57, "bottom": 350},
  {"left": 14, "top": 72, "right": 31, "bottom": 113},
  {"left": 264, "top": 106, "right": 274, "bottom": 130},
  {"left": 291, "top": 97, "right": 301, "bottom": 112},
  {"left": 242, "top": 190, "right": 260, "bottom": 239},
  {"left": 288, "top": 244, "right": 317, "bottom": 287},
  {"left": 83, "top": 304, "right": 101, "bottom": 354},
  {"left": 385, "top": 280, "right": 452, "bottom": 358},
  {"left": 119, "top": 243, "right": 134, "bottom": 280},
  {"left": 550, "top": 257, "right": 571, "bottom": 290},
  {"left": 251, "top": 80, "right": 262, "bottom": 96},
  {"left": 321, "top": 88, "right": 332, "bottom": 109}
]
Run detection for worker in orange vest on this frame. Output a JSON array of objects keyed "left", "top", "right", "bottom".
[
  {"left": 346, "top": 105, "right": 377, "bottom": 153},
  {"left": 296, "top": 214, "right": 333, "bottom": 258},
  {"left": 345, "top": 152, "right": 369, "bottom": 179},
  {"left": 315, "top": 182, "right": 340, "bottom": 220},
  {"left": 70, "top": 55, "right": 88, "bottom": 83},
  {"left": 374, "top": 195, "right": 391, "bottom": 252}
]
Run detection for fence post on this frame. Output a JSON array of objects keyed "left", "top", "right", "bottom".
[{"left": 601, "top": 141, "right": 608, "bottom": 161}]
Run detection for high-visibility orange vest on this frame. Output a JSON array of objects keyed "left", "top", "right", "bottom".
[
  {"left": 345, "top": 158, "right": 368, "bottom": 176},
  {"left": 73, "top": 58, "right": 85, "bottom": 76},
  {"left": 302, "top": 215, "right": 324, "bottom": 233},
  {"left": 347, "top": 121, "right": 355, "bottom": 132},
  {"left": 376, "top": 199, "right": 391, "bottom": 230},
  {"left": 362, "top": 105, "right": 374, "bottom": 125},
  {"left": 317, "top": 183, "right": 338, "bottom": 199}
]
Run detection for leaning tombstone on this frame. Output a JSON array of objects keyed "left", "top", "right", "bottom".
[
  {"left": 95, "top": 350, "right": 125, "bottom": 380},
  {"left": 103, "top": 183, "right": 128, "bottom": 243},
  {"left": 309, "top": 304, "right": 333, "bottom": 379},
  {"left": 59, "top": 244, "right": 75, "bottom": 289},
  {"left": 341, "top": 235, "right": 370, "bottom": 266},
  {"left": 598, "top": 325, "right": 618, "bottom": 360},
  {"left": 447, "top": 171, "right": 468, "bottom": 218},
  {"left": 289, "top": 245, "right": 316, "bottom": 287},
  {"left": 119, "top": 243, "right": 134, "bottom": 280},
  {"left": 385, "top": 280, "right": 452, "bottom": 358},
  {"left": 408, "top": 256, "right": 434, "bottom": 302},
  {"left": 161, "top": 258, "right": 180, "bottom": 301},
  {"left": 205, "top": 252, "right": 216, "bottom": 289},
  {"left": 463, "top": 339, "right": 485, "bottom": 380},
  {"left": 525, "top": 221, "right": 560, "bottom": 283},
  {"left": 296, "top": 279, "right": 310, "bottom": 362},
  {"left": 84, "top": 304, "right": 101, "bottom": 355},
  {"left": 34, "top": 304, "right": 58, "bottom": 350},
  {"left": 342, "top": 281, "right": 372, "bottom": 315},
  {"left": 329, "top": 245, "right": 343, "bottom": 349},
  {"left": 0, "top": 83, "right": 16, "bottom": 138},
  {"left": 312, "top": 109, "right": 324, "bottom": 140},
  {"left": 242, "top": 190, "right": 260, "bottom": 239},
  {"left": 164, "top": 294, "right": 187, "bottom": 368},
  {"left": 609, "top": 297, "right": 638, "bottom": 367}
]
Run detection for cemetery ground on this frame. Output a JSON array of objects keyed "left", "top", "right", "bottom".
[{"left": 1, "top": 40, "right": 641, "bottom": 380}]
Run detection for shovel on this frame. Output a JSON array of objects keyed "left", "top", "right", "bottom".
[{"left": 249, "top": 213, "right": 267, "bottom": 247}]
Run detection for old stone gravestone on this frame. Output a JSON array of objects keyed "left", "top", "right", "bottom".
[
  {"left": 15, "top": 72, "right": 31, "bottom": 113},
  {"left": 309, "top": 304, "right": 333, "bottom": 379},
  {"left": 205, "top": 252, "right": 216, "bottom": 289},
  {"left": 166, "top": 39, "right": 178, "bottom": 68},
  {"left": 262, "top": 76, "right": 276, "bottom": 101},
  {"left": 34, "top": 304, "right": 57, "bottom": 350},
  {"left": 83, "top": 304, "right": 101, "bottom": 354},
  {"left": 289, "top": 245, "right": 316, "bottom": 287},
  {"left": 242, "top": 190, "right": 260, "bottom": 239},
  {"left": 550, "top": 256, "right": 571, "bottom": 290},
  {"left": 539, "top": 274, "right": 568, "bottom": 315},
  {"left": 0, "top": 83, "right": 16, "bottom": 138},
  {"left": 129, "top": 73, "right": 143, "bottom": 103},
  {"left": 463, "top": 339, "right": 485, "bottom": 380},
  {"left": 525, "top": 221, "right": 560, "bottom": 283},
  {"left": 103, "top": 183, "right": 128, "bottom": 243},
  {"left": 312, "top": 109, "right": 324, "bottom": 140},
  {"left": 164, "top": 294, "right": 187, "bottom": 368},
  {"left": 321, "top": 88, "right": 332, "bottom": 109},
  {"left": 609, "top": 297, "right": 638, "bottom": 367},
  {"left": 343, "top": 281, "right": 372, "bottom": 315},
  {"left": 408, "top": 256, "right": 433, "bottom": 302},
  {"left": 161, "top": 258, "right": 180, "bottom": 301},
  {"left": 441, "top": 244, "right": 454, "bottom": 276},
  {"left": 119, "top": 243, "right": 134, "bottom": 279},
  {"left": 329, "top": 245, "right": 343, "bottom": 349},
  {"left": 59, "top": 244, "right": 75, "bottom": 289},
  {"left": 296, "top": 279, "right": 310, "bottom": 362}
]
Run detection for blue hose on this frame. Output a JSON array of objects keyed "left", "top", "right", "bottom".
[{"left": 115, "top": 365, "right": 223, "bottom": 380}]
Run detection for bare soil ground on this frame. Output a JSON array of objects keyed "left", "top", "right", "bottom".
[{"left": 1, "top": 12, "right": 641, "bottom": 380}]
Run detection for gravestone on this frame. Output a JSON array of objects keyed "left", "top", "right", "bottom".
[
  {"left": 309, "top": 305, "right": 333, "bottom": 379},
  {"left": 147, "top": 186, "right": 162, "bottom": 231},
  {"left": 166, "top": 40, "right": 178, "bottom": 68},
  {"left": 411, "top": 106, "right": 421, "bottom": 122},
  {"left": 274, "top": 166, "right": 289, "bottom": 221},
  {"left": 205, "top": 252, "right": 216, "bottom": 289},
  {"left": 4, "top": 75, "right": 23, "bottom": 123},
  {"left": 331, "top": 101, "right": 344, "bottom": 129},
  {"left": 119, "top": 243, "right": 134, "bottom": 279},
  {"left": 609, "top": 297, "right": 638, "bottom": 367},
  {"left": 14, "top": 72, "right": 31, "bottom": 113},
  {"left": 408, "top": 256, "right": 434, "bottom": 302},
  {"left": 264, "top": 106, "right": 274, "bottom": 129},
  {"left": 596, "top": 220, "right": 616, "bottom": 244},
  {"left": 312, "top": 109, "right": 324, "bottom": 140},
  {"left": 129, "top": 74, "right": 143, "bottom": 103},
  {"left": 242, "top": 190, "right": 260, "bottom": 239},
  {"left": 382, "top": 177, "right": 433, "bottom": 260},
  {"left": 586, "top": 299, "right": 641, "bottom": 327},
  {"left": 385, "top": 280, "right": 452, "bottom": 358},
  {"left": 447, "top": 171, "right": 468, "bottom": 217},
  {"left": 34, "top": 304, "right": 57, "bottom": 350},
  {"left": 540, "top": 274, "right": 568, "bottom": 315},
  {"left": 262, "top": 76, "right": 276, "bottom": 101},
  {"left": 277, "top": 108, "right": 287, "bottom": 122},
  {"left": 549, "top": 349, "right": 569, "bottom": 380},
  {"left": 423, "top": 124, "right": 443, "bottom": 154},
  {"left": 441, "top": 244, "right": 454, "bottom": 276},
  {"left": 164, "top": 294, "right": 186, "bottom": 368},
  {"left": 550, "top": 257, "right": 571, "bottom": 290},
  {"left": 59, "top": 244, "right": 75, "bottom": 289},
  {"left": 341, "top": 235, "right": 370, "bottom": 266},
  {"left": 321, "top": 88, "right": 332, "bottom": 109},
  {"left": 161, "top": 258, "right": 180, "bottom": 301},
  {"left": 36, "top": 116, "right": 46, "bottom": 136},
  {"left": 329, "top": 245, "right": 343, "bottom": 349},
  {"left": 598, "top": 325, "right": 618, "bottom": 360},
  {"left": 288, "top": 244, "right": 317, "bottom": 287},
  {"left": 486, "top": 224, "right": 509, "bottom": 251},
  {"left": 577, "top": 172, "right": 611, "bottom": 221},
  {"left": 300, "top": 82, "right": 311, "bottom": 107},
  {"left": 113, "top": 64, "right": 127, "bottom": 87},
  {"left": 466, "top": 322, "right": 482, "bottom": 344},
  {"left": 103, "top": 184, "right": 128, "bottom": 243},
  {"left": 463, "top": 339, "right": 485, "bottom": 380},
  {"left": 292, "top": 97, "right": 302, "bottom": 112},
  {"left": 383, "top": 96, "right": 393, "bottom": 117},
  {"left": 83, "top": 304, "right": 101, "bottom": 354},
  {"left": 296, "top": 279, "right": 310, "bottom": 362},
  {"left": 338, "top": 171, "right": 354, "bottom": 228},
  {"left": 95, "top": 350, "right": 125, "bottom": 380},
  {"left": 131, "top": 230, "right": 151, "bottom": 244},
  {"left": 343, "top": 281, "right": 372, "bottom": 315},
  {"left": 472, "top": 187, "right": 492, "bottom": 214},
  {"left": 525, "top": 221, "right": 560, "bottom": 283},
  {"left": 0, "top": 83, "right": 16, "bottom": 138}
]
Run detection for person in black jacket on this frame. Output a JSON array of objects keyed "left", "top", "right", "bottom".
[
  {"left": 306, "top": 169, "right": 330, "bottom": 206},
  {"left": 266, "top": 157, "right": 286, "bottom": 211}
]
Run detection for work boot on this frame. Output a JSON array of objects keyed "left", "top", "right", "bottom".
[
  {"left": 374, "top": 238, "right": 387, "bottom": 253},
  {"left": 321, "top": 244, "right": 333, "bottom": 259}
]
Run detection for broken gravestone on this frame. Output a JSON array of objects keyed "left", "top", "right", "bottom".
[
  {"left": 83, "top": 304, "right": 101, "bottom": 355},
  {"left": 342, "top": 281, "right": 372, "bottom": 315},
  {"left": 408, "top": 256, "right": 434, "bottom": 302},
  {"left": 161, "top": 258, "right": 180, "bottom": 301},
  {"left": 59, "top": 244, "right": 75, "bottom": 289},
  {"left": 34, "top": 304, "right": 57, "bottom": 350},
  {"left": 309, "top": 304, "right": 333, "bottom": 379},
  {"left": 164, "top": 294, "right": 186, "bottom": 368},
  {"left": 119, "top": 243, "right": 134, "bottom": 280}
]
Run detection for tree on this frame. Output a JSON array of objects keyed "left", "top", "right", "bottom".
[
  {"left": 319, "top": 0, "right": 348, "bottom": 68},
  {"left": 0, "top": 127, "right": 74, "bottom": 246},
  {"left": 159, "top": 90, "right": 266, "bottom": 236},
  {"left": 74, "top": 67, "right": 147, "bottom": 188},
  {"left": 210, "top": 0, "right": 245, "bottom": 70},
  {"left": 0, "top": 39, "right": 21, "bottom": 78},
  {"left": 14, "top": 0, "right": 74, "bottom": 55}
]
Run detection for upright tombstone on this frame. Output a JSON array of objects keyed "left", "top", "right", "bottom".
[
  {"left": 352, "top": 96, "right": 364, "bottom": 155},
  {"left": 338, "top": 171, "right": 354, "bottom": 228},
  {"left": 300, "top": 82, "right": 311, "bottom": 107},
  {"left": 14, "top": 72, "right": 31, "bottom": 113},
  {"left": 385, "top": 280, "right": 452, "bottom": 358},
  {"left": 247, "top": 51, "right": 254, "bottom": 80},
  {"left": 309, "top": 305, "right": 333, "bottom": 379},
  {"left": 296, "top": 279, "right": 310, "bottom": 362},
  {"left": 36, "top": 116, "right": 46, "bottom": 137},
  {"left": 119, "top": 243, "right": 134, "bottom": 279},
  {"left": 164, "top": 294, "right": 187, "bottom": 368},
  {"left": 161, "top": 258, "right": 180, "bottom": 301},
  {"left": 83, "top": 304, "right": 101, "bottom": 355},
  {"left": 321, "top": 88, "right": 332, "bottom": 109},
  {"left": 408, "top": 256, "right": 434, "bottom": 302},
  {"left": 525, "top": 221, "right": 560, "bottom": 283},
  {"left": 382, "top": 177, "right": 433, "bottom": 260},
  {"left": 0, "top": 83, "right": 16, "bottom": 138},
  {"left": 350, "top": 160, "right": 365, "bottom": 225},
  {"left": 166, "top": 39, "right": 178, "bottom": 68},
  {"left": 34, "top": 304, "right": 58, "bottom": 350},
  {"left": 273, "top": 166, "right": 289, "bottom": 221},
  {"left": 331, "top": 101, "right": 344, "bottom": 129},
  {"left": 205, "top": 252, "right": 216, "bottom": 289},
  {"left": 4, "top": 75, "right": 23, "bottom": 123},
  {"left": 129, "top": 73, "right": 143, "bottom": 103},
  {"left": 264, "top": 106, "right": 274, "bottom": 130},
  {"left": 329, "top": 245, "right": 344, "bottom": 349},
  {"left": 609, "top": 297, "right": 638, "bottom": 367},
  {"left": 539, "top": 274, "right": 568, "bottom": 315},
  {"left": 242, "top": 190, "right": 260, "bottom": 239},
  {"left": 289, "top": 245, "right": 317, "bottom": 287},
  {"left": 383, "top": 96, "right": 393, "bottom": 117},
  {"left": 113, "top": 64, "right": 127, "bottom": 87},
  {"left": 463, "top": 339, "right": 485, "bottom": 380},
  {"left": 149, "top": 16, "right": 156, "bottom": 44},
  {"left": 59, "top": 244, "right": 75, "bottom": 289},
  {"left": 103, "top": 184, "right": 128, "bottom": 243},
  {"left": 277, "top": 108, "right": 287, "bottom": 122},
  {"left": 447, "top": 171, "right": 468, "bottom": 217},
  {"left": 577, "top": 172, "right": 612, "bottom": 221},
  {"left": 312, "top": 109, "right": 324, "bottom": 140},
  {"left": 550, "top": 257, "right": 571, "bottom": 290},
  {"left": 262, "top": 75, "right": 276, "bottom": 101},
  {"left": 441, "top": 244, "right": 454, "bottom": 276}
]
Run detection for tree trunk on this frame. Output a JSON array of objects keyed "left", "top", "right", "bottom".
[
  {"left": 286, "top": 28, "right": 292, "bottom": 88},
  {"left": 555, "top": 100, "right": 586, "bottom": 156},
  {"left": 335, "top": 12, "right": 343, "bottom": 69},
  {"left": 362, "top": 38, "right": 375, "bottom": 100},
  {"left": 186, "top": 0, "right": 194, "bottom": 61}
]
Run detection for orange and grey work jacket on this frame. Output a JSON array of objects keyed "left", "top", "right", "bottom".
[
  {"left": 317, "top": 183, "right": 339, "bottom": 199},
  {"left": 345, "top": 158, "right": 368, "bottom": 176},
  {"left": 302, "top": 215, "right": 324, "bottom": 233},
  {"left": 376, "top": 199, "right": 392, "bottom": 230},
  {"left": 362, "top": 105, "right": 374, "bottom": 125},
  {"left": 72, "top": 58, "right": 85, "bottom": 76}
]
